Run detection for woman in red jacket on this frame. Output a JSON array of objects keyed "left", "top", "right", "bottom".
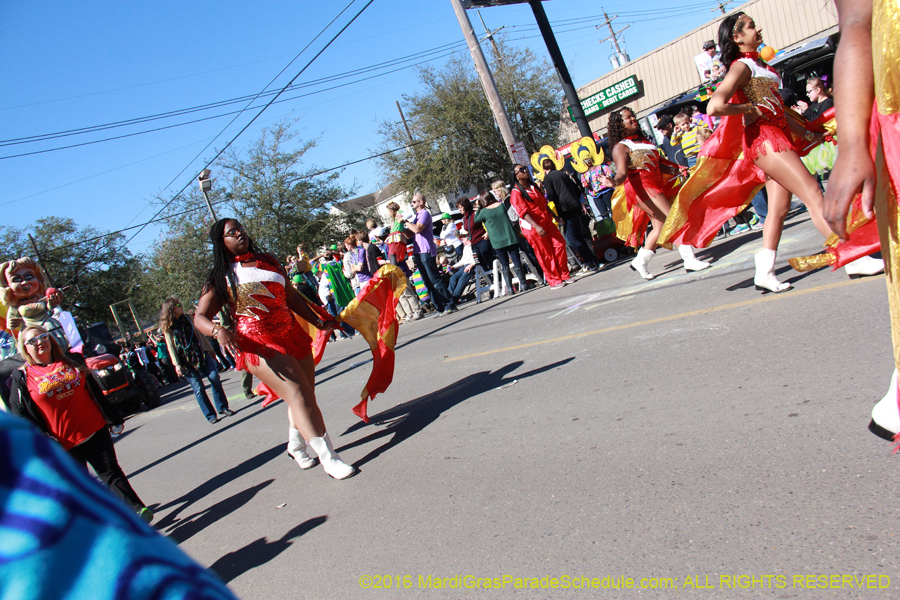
[
  {"left": 509, "top": 164, "right": 571, "bottom": 289},
  {"left": 9, "top": 325, "right": 152, "bottom": 523}
]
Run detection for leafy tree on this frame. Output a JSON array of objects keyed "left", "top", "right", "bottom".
[
  {"left": 137, "top": 122, "right": 360, "bottom": 311},
  {"left": 375, "top": 37, "right": 563, "bottom": 197},
  {"left": 0, "top": 217, "right": 143, "bottom": 330}
]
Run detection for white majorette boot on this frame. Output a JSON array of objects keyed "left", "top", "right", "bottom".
[
  {"left": 308, "top": 432, "right": 358, "bottom": 479},
  {"left": 630, "top": 247, "right": 656, "bottom": 280},
  {"left": 678, "top": 245, "right": 711, "bottom": 272},
  {"left": 287, "top": 427, "right": 317, "bottom": 470},
  {"left": 754, "top": 248, "right": 792, "bottom": 293},
  {"left": 845, "top": 255, "right": 885, "bottom": 279},
  {"left": 870, "top": 369, "right": 900, "bottom": 443}
]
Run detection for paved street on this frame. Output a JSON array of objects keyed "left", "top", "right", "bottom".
[{"left": 114, "top": 212, "right": 898, "bottom": 599}]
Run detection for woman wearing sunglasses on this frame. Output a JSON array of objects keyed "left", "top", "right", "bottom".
[
  {"left": 193, "top": 219, "right": 357, "bottom": 480},
  {"left": 8, "top": 325, "right": 153, "bottom": 522},
  {"left": 509, "top": 164, "right": 571, "bottom": 289},
  {"left": 158, "top": 296, "right": 233, "bottom": 424}
]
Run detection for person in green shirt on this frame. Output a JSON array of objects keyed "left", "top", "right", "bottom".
[{"left": 475, "top": 190, "right": 528, "bottom": 295}]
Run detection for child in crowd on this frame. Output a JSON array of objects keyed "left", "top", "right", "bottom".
[{"left": 671, "top": 111, "right": 708, "bottom": 167}]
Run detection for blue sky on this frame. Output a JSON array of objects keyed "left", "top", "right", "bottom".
[{"left": 0, "top": 0, "right": 731, "bottom": 254}]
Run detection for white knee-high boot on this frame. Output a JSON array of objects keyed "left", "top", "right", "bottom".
[
  {"left": 308, "top": 432, "right": 358, "bottom": 480},
  {"left": 870, "top": 369, "right": 900, "bottom": 442},
  {"left": 630, "top": 247, "right": 656, "bottom": 280},
  {"left": 844, "top": 255, "right": 885, "bottom": 279},
  {"left": 678, "top": 245, "right": 711, "bottom": 272},
  {"left": 287, "top": 427, "right": 317, "bottom": 470},
  {"left": 754, "top": 248, "right": 791, "bottom": 293}
]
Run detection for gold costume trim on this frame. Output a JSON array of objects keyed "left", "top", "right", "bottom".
[
  {"left": 233, "top": 281, "right": 274, "bottom": 319},
  {"left": 873, "top": 132, "right": 900, "bottom": 371},
  {"left": 742, "top": 77, "right": 781, "bottom": 115},
  {"left": 611, "top": 186, "right": 636, "bottom": 244},
  {"left": 629, "top": 149, "right": 655, "bottom": 172},
  {"left": 874, "top": 0, "right": 900, "bottom": 114},
  {"left": 787, "top": 253, "right": 832, "bottom": 272}
]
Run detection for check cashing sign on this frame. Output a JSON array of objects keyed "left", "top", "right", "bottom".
[{"left": 568, "top": 75, "right": 640, "bottom": 121}]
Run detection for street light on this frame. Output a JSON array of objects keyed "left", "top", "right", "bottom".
[
  {"left": 463, "top": 0, "right": 593, "bottom": 138},
  {"left": 197, "top": 169, "right": 217, "bottom": 221}
]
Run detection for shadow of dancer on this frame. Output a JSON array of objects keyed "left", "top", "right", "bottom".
[
  {"left": 166, "top": 480, "right": 274, "bottom": 544},
  {"left": 153, "top": 445, "right": 283, "bottom": 537},
  {"left": 209, "top": 516, "right": 328, "bottom": 583},
  {"left": 336, "top": 358, "right": 575, "bottom": 469}
]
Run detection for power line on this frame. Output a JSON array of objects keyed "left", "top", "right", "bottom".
[
  {"left": 44, "top": 136, "right": 438, "bottom": 254},
  {"left": 115, "top": 0, "right": 377, "bottom": 253},
  {"left": 1, "top": 12, "right": 650, "bottom": 152},
  {"left": 0, "top": 41, "right": 468, "bottom": 148},
  {"left": 45, "top": 0, "right": 376, "bottom": 273}
]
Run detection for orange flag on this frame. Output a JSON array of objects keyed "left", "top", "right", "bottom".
[{"left": 338, "top": 264, "right": 407, "bottom": 422}]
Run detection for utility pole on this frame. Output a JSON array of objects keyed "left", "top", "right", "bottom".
[
  {"left": 395, "top": 101, "right": 416, "bottom": 146},
  {"left": 28, "top": 234, "right": 54, "bottom": 287},
  {"left": 596, "top": 11, "right": 630, "bottom": 66},
  {"left": 711, "top": 1, "right": 734, "bottom": 14},
  {"left": 450, "top": 0, "right": 518, "bottom": 163},
  {"left": 528, "top": 0, "right": 593, "bottom": 138},
  {"left": 476, "top": 10, "right": 504, "bottom": 66}
]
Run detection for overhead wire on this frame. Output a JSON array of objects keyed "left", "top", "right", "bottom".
[
  {"left": 37, "top": 1, "right": 724, "bottom": 256},
  {"left": 49, "top": 0, "right": 378, "bottom": 259},
  {"left": 48, "top": 0, "right": 375, "bottom": 269},
  {"left": 44, "top": 136, "right": 439, "bottom": 254}
]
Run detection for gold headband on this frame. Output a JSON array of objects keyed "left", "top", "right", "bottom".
[{"left": 731, "top": 13, "right": 745, "bottom": 38}]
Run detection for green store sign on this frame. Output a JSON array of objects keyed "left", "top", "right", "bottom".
[{"left": 568, "top": 75, "right": 640, "bottom": 121}]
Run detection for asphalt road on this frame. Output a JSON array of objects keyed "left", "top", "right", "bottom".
[{"left": 114, "top": 211, "right": 898, "bottom": 599}]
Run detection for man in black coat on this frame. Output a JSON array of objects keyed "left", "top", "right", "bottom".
[{"left": 541, "top": 158, "right": 601, "bottom": 274}]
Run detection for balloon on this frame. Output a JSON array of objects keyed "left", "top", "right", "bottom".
[{"left": 760, "top": 45, "right": 777, "bottom": 62}]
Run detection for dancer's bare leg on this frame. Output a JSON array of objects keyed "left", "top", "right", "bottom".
[
  {"left": 754, "top": 148, "right": 832, "bottom": 239},
  {"left": 286, "top": 354, "right": 316, "bottom": 430},
  {"left": 635, "top": 191, "right": 671, "bottom": 251},
  {"left": 248, "top": 352, "right": 325, "bottom": 442},
  {"left": 759, "top": 178, "right": 792, "bottom": 251}
]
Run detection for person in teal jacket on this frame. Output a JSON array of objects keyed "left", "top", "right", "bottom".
[{"left": 475, "top": 190, "right": 528, "bottom": 296}]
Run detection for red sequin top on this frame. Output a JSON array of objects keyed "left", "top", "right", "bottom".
[
  {"left": 621, "top": 138, "right": 664, "bottom": 195},
  {"left": 732, "top": 57, "right": 791, "bottom": 159},
  {"left": 229, "top": 255, "right": 312, "bottom": 367}
]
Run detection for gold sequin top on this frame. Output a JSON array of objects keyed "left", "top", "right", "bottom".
[
  {"left": 874, "top": 0, "right": 900, "bottom": 114},
  {"left": 735, "top": 58, "right": 783, "bottom": 119}
]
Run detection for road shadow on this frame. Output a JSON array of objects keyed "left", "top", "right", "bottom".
[
  {"left": 164, "top": 479, "right": 275, "bottom": 544},
  {"left": 336, "top": 358, "right": 575, "bottom": 469},
  {"left": 209, "top": 516, "right": 328, "bottom": 583},
  {"left": 150, "top": 443, "right": 283, "bottom": 540},
  {"left": 129, "top": 401, "right": 280, "bottom": 477}
]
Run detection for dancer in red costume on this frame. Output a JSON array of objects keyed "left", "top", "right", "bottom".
[
  {"left": 823, "top": 0, "right": 900, "bottom": 444},
  {"left": 605, "top": 108, "right": 711, "bottom": 280},
  {"left": 194, "top": 219, "right": 357, "bottom": 479},
  {"left": 704, "top": 12, "right": 883, "bottom": 293},
  {"left": 509, "top": 164, "right": 570, "bottom": 289}
]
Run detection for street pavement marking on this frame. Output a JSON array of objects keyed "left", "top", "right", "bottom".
[{"left": 444, "top": 275, "right": 883, "bottom": 363}]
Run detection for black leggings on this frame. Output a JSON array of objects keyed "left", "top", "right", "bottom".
[{"left": 68, "top": 427, "right": 146, "bottom": 512}]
